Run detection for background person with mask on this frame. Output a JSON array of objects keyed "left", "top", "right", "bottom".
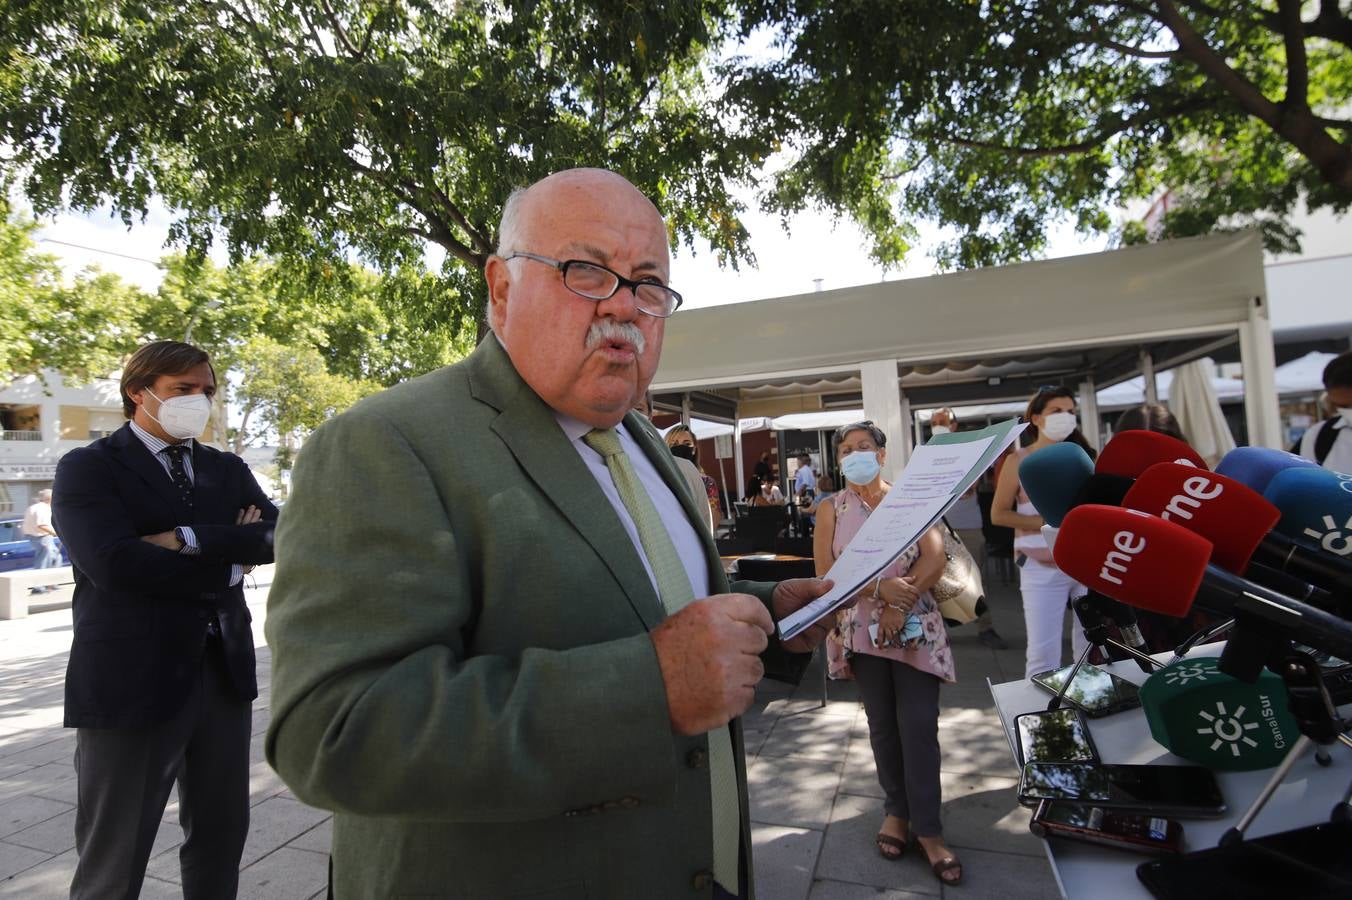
[
  {"left": 665, "top": 422, "right": 721, "bottom": 529},
  {"left": 813, "top": 420, "right": 961, "bottom": 885},
  {"left": 991, "top": 386, "right": 1097, "bottom": 678},
  {"left": 1298, "top": 350, "right": 1352, "bottom": 472},
  {"left": 53, "top": 340, "right": 277, "bottom": 899}
]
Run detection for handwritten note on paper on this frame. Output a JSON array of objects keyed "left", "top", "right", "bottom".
[{"left": 777, "top": 418, "right": 1026, "bottom": 642}]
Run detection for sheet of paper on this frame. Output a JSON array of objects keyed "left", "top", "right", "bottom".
[
  {"left": 893, "top": 436, "right": 996, "bottom": 500},
  {"left": 778, "top": 418, "right": 1026, "bottom": 641}
]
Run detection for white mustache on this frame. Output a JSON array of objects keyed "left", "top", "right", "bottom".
[{"left": 585, "top": 318, "right": 646, "bottom": 355}]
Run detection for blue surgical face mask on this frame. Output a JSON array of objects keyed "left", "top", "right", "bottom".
[{"left": 841, "top": 450, "right": 881, "bottom": 485}]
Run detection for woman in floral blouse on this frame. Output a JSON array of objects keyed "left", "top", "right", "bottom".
[{"left": 813, "top": 421, "right": 961, "bottom": 887}]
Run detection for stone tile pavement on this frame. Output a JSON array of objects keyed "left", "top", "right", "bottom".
[{"left": 0, "top": 569, "right": 1063, "bottom": 898}]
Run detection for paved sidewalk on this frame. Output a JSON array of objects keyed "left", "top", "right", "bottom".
[{"left": 0, "top": 570, "right": 1061, "bottom": 899}]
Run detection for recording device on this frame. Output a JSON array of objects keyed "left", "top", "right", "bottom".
[
  {"left": 1052, "top": 505, "right": 1352, "bottom": 662},
  {"left": 1018, "top": 762, "right": 1226, "bottom": 817},
  {"left": 1031, "top": 661, "right": 1142, "bottom": 717},
  {"left": 1097, "top": 430, "right": 1207, "bottom": 478},
  {"left": 1138, "top": 656, "right": 1300, "bottom": 771},
  {"left": 1136, "top": 820, "right": 1352, "bottom": 900},
  {"left": 1123, "top": 463, "right": 1352, "bottom": 598},
  {"left": 1264, "top": 467, "right": 1352, "bottom": 559},
  {"left": 1014, "top": 708, "right": 1098, "bottom": 765},
  {"left": 1214, "top": 445, "right": 1318, "bottom": 494},
  {"left": 1031, "top": 803, "right": 1184, "bottom": 856}
]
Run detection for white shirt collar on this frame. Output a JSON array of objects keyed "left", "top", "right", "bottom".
[{"left": 128, "top": 418, "right": 194, "bottom": 456}]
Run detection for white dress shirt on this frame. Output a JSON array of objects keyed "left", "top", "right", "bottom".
[{"left": 555, "top": 412, "right": 712, "bottom": 602}]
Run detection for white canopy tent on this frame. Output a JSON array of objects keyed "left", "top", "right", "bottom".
[{"left": 653, "top": 230, "right": 1277, "bottom": 488}]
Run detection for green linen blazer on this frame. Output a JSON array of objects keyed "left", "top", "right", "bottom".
[{"left": 265, "top": 336, "right": 796, "bottom": 899}]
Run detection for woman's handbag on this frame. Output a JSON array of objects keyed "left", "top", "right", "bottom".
[{"left": 933, "top": 518, "right": 982, "bottom": 626}]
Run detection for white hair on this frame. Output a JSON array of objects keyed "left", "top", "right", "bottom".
[
  {"left": 496, "top": 185, "right": 530, "bottom": 257},
  {"left": 487, "top": 185, "right": 530, "bottom": 338}
]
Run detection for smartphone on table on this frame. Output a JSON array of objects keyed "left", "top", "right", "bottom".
[
  {"left": 1014, "top": 708, "right": 1098, "bottom": 766},
  {"left": 1017, "top": 762, "right": 1226, "bottom": 818},
  {"left": 1030, "top": 661, "right": 1141, "bottom": 718},
  {"left": 1030, "top": 803, "right": 1184, "bottom": 856}
]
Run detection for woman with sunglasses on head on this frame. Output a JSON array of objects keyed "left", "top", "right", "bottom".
[
  {"left": 663, "top": 423, "right": 722, "bottom": 528},
  {"left": 814, "top": 421, "right": 961, "bottom": 887},
  {"left": 991, "top": 386, "right": 1097, "bottom": 679}
]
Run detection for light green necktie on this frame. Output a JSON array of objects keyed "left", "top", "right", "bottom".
[{"left": 583, "top": 427, "right": 741, "bottom": 893}]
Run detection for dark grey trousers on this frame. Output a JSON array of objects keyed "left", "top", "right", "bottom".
[
  {"left": 851, "top": 653, "right": 944, "bottom": 836},
  {"left": 69, "top": 642, "right": 252, "bottom": 900}
]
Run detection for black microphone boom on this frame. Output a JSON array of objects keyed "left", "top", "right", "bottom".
[{"left": 1191, "top": 565, "right": 1352, "bottom": 664}]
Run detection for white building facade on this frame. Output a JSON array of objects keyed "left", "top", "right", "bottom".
[{"left": 0, "top": 371, "right": 124, "bottom": 514}]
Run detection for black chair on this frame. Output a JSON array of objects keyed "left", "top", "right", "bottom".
[
  {"left": 977, "top": 490, "right": 1016, "bottom": 585},
  {"left": 773, "top": 535, "right": 813, "bottom": 558},
  {"left": 734, "top": 556, "right": 826, "bottom": 706},
  {"left": 738, "top": 506, "right": 788, "bottom": 552},
  {"left": 733, "top": 557, "right": 816, "bottom": 582},
  {"left": 715, "top": 536, "right": 754, "bottom": 557}
]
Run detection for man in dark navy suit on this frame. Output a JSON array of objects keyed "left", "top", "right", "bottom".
[{"left": 53, "top": 341, "right": 277, "bottom": 900}]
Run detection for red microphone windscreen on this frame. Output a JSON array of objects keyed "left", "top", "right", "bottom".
[
  {"left": 1054, "top": 505, "right": 1212, "bottom": 616},
  {"left": 1096, "top": 430, "right": 1207, "bottom": 478},
  {"left": 1123, "top": 463, "right": 1280, "bottom": 574}
]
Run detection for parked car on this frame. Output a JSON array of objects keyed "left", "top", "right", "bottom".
[{"left": 0, "top": 516, "right": 69, "bottom": 573}]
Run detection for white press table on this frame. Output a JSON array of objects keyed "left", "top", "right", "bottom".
[{"left": 988, "top": 644, "right": 1352, "bottom": 900}]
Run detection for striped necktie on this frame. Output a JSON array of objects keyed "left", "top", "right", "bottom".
[{"left": 583, "top": 427, "right": 741, "bottom": 893}]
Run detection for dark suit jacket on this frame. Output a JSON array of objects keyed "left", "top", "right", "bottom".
[
  {"left": 53, "top": 423, "right": 278, "bottom": 728},
  {"left": 265, "top": 337, "right": 809, "bottom": 899}
]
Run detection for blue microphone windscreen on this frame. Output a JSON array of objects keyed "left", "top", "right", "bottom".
[
  {"left": 1017, "top": 442, "right": 1094, "bottom": 527},
  {"left": 1214, "top": 446, "right": 1317, "bottom": 494},
  {"left": 1264, "top": 467, "right": 1352, "bottom": 553}
]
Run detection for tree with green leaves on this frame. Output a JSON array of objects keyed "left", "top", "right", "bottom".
[
  {"left": 1, "top": 0, "right": 766, "bottom": 331},
  {"left": 729, "top": 0, "right": 1352, "bottom": 268},
  {"left": 0, "top": 201, "right": 149, "bottom": 386},
  {"left": 232, "top": 336, "right": 380, "bottom": 456}
]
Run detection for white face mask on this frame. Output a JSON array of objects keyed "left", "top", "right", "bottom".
[
  {"left": 1040, "top": 411, "right": 1078, "bottom": 442},
  {"left": 1339, "top": 407, "right": 1352, "bottom": 428},
  {"left": 930, "top": 425, "right": 951, "bottom": 435},
  {"left": 145, "top": 389, "right": 212, "bottom": 440}
]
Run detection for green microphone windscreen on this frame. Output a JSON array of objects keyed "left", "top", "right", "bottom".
[{"left": 1140, "top": 657, "right": 1298, "bottom": 771}]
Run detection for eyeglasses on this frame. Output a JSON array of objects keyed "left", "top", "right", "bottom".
[{"left": 503, "top": 251, "right": 684, "bottom": 318}]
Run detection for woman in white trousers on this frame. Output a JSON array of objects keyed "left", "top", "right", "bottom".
[{"left": 991, "top": 386, "right": 1098, "bottom": 679}]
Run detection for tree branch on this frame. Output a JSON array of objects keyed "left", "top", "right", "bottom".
[
  {"left": 1277, "top": 0, "right": 1308, "bottom": 110},
  {"left": 317, "top": 0, "right": 362, "bottom": 59},
  {"left": 296, "top": 7, "right": 330, "bottom": 57},
  {"left": 1310, "top": 0, "right": 1352, "bottom": 51},
  {"left": 1313, "top": 114, "right": 1352, "bottom": 132},
  {"left": 421, "top": 176, "right": 493, "bottom": 252},
  {"left": 343, "top": 155, "right": 482, "bottom": 265},
  {"left": 1080, "top": 35, "right": 1181, "bottom": 59},
  {"left": 1154, "top": 0, "right": 1352, "bottom": 191}
]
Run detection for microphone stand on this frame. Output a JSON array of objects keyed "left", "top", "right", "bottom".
[
  {"left": 1046, "top": 598, "right": 1164, "bottom": 713},
  {"left": 1217, "top": 633, "right": 1351, "bottom": 847}
]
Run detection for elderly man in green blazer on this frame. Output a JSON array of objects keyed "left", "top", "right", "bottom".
[{"left": 265, "top": 168, "right": 835, "bottom": 899}]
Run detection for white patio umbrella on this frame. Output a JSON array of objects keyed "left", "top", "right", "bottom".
[{"left": 1168, "top": 358, "right": 1237, "bottom": 467}]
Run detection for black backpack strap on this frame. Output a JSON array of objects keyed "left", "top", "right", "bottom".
[{"left": 1314, "top": 416, "right": 1340, "bottom": 465}]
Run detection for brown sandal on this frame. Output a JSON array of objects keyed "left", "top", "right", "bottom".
[
  {"left": 929, "top": 855, "right": 963, "bottom": 886},
  {"left": 875, "top": 832, "right": 907, "bottom": 861}
]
